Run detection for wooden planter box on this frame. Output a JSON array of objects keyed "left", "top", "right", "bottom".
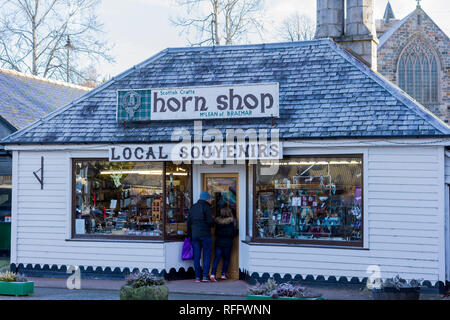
[
  {"left": 247, "top": 295, "right": 324, "bottom": 301},
  {"left": 0, "top": 281, "right": 34, "bottom": 296},
  {"left": 372, "top": 287, "right": 420, "bottom": 300}
]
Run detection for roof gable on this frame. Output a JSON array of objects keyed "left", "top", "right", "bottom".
[
  {"left": 379, "top": 7, "right": 449, "bottom": 48},
  {"left": 2, "top": 39, "right": 449, "bottom": 145}
]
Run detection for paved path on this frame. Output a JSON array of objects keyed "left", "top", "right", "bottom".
[
  {"left": 23, "top": 277, "right": 248, "bottom": 296},
  {"left": 0, "top": 287, "right": 246, "bottom": 300},
  {"left": 0, "top": 276, "right": 445, "bottom": 300}
]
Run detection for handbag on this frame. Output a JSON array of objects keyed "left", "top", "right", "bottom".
[{"left": 181, "top": 237, "right": 193, "bottom": 260}]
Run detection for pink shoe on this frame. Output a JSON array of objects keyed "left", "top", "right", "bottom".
[
  {"left": 220, "top": 274, "right": 228, "bottom": 280},
  {"left": 210, "top": 275, "right": 217, "bottom": 282}
]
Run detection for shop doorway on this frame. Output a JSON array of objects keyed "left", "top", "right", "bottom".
[{"left": 202, "top": 173, "right": 239, "bottom": 280}]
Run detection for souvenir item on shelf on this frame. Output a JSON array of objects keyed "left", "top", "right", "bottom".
[
  {"left": 274, "top": 180, "right": 280, "bottom": 188},
  {"left": 281, "top": 212, "right": 291, "bottom": 224},
  {"left": 354, "top": 186, "right": 362, "bottom": 205}
]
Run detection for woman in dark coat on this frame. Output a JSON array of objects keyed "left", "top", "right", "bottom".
[{"left": 210, "top": 207, "right": 237, "bottom": 281}]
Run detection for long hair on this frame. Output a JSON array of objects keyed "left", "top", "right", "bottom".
[{"left": 219, "top": 207, "right": 233, "bottom": 219}]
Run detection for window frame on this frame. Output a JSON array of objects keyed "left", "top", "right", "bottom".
[
  {"left": 71, "top": 158, "right": 193, "bottom": 241},
  {"left": 251, "top": 154, "right": 364, "bottom": 248}
]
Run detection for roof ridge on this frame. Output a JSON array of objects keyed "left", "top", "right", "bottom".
[
  {"left": 166, "top": 39, "right": 328, "bottom": 53},
  {"left": 328, "top": 40, "right": 450, "bottom": 135},
  {"left": 0, "top": 68, "right": 91, "bottom": 91},
  {"left": 415, "top": 7, "right": 450, "bottom": 42}
]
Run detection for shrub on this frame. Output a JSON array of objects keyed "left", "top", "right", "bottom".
[
  {"left": 0, "top": 271, "right": 27, "bottom": 282},
  {"left": 120, "top": 271, "right": 168, "bottom": 300},
  {"left": 248, "top": 278, "right": 313, "bottom": 298},
  {"left": 380, "top": 275, "right": 422, "bottom": 290},
  {"left": 120, "top": 285, "right": 169, "bottom": 300},
  {"left": 125, "top": 271, "right": 165, "bottom": 288}
]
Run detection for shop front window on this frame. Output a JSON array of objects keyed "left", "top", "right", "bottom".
[
  {"left": 165, "top": 162, "right": 192, "bottom": 238},
  {"left": 254, "top": 155, "right": 363, "bottom": 246},
  {"left": 73, "top": 160, "right": 166, "bottom": 239}
]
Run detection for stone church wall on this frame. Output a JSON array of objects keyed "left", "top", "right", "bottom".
[{"left": 377, "top": 7, "right": 449, "bottom": 124}]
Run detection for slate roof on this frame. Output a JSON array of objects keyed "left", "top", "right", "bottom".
[
  {"left": 0, "top": 68, "right": 89, "bottom": 130},
  {"left": 2, "top": 39, "right": 449, "bottom": 145}
]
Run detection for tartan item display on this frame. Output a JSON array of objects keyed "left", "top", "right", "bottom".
[{"left": 117, "top": 89, "right": 152, "bottom": 121}]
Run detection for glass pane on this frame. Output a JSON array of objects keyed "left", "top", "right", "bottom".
[
  {"left": 255, "top": 156, "right": 363, "bottom": 244},
  {"left": 414, "top": 58, "right": 422, "bottom": 102},
  {"left": 204, "top": 176, "right": 238, "bottom": 219},
  {"left": 431, "top": 57, "right": 438, "bottom": 102},
  {"left": 0, "top": 176, "right": 12, "bottom": 222},
  {"left": 74, "top": 160, "right": 164, "bottom": 237},
  {"left": 398, "top": 56, "right": 405, "bottom": 90},
  {"left": 406, "top": 58, "right": 414, "bottom": 96},
  {"left": 423, "top": 58, "right": 430, "bottom": 102},
  {"left": 165, "top": 163, "right": 192, "bottom": 237}
]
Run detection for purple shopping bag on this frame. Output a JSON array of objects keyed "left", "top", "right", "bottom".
[{"left": 181, "top": 237, "right": 193, "bottom": 260}]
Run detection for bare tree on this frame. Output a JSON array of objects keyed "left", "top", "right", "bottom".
[
  {"left": 0, "top": 0, "right": 113, "bottom": 84},
  {"left": 277, "top": 13, "right": 315, "bottom": 42},
  {"left": 171, "top": 0, "right": 265, "bottom": 46}
]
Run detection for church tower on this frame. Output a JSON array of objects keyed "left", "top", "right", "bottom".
[{"left": 376, "top": 1, "right": 400, "bottom": 38}]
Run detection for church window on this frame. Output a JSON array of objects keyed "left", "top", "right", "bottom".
[
  {"left": 397, "top": 40, "right": 440, "bottom": 104},
  {"left": 406, "top": 58, "right": 414, "bottom": 96},
  {"left": 398, "top": 56, "right": 405, "bottom": 89},
  {"left": 423, "top": 57, "right": 430, "bottom": 102},
  {"left": 431, "top": 58, "right": 438, "bottom": 101},
  {"left": 414, "top": 57, "right": 422, "bottom": 101}
]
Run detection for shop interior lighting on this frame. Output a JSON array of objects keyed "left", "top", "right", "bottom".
[
  {"left": 259, "top": 160, "right": 362, "bottom": 166},
  {"left": 100, "top": 170, "right": 188, "bottom": 176}
]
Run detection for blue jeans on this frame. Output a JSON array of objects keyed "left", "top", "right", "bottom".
[
  {"left": 211, "top": 246, "right": 232, "bottom": 276},
  {"left": 192, "top": 237, "right": 212, "bottom": 280}
]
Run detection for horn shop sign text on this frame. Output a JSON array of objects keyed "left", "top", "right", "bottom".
[{"left": 117, "top": 83, "right": 279, "bottom": 121}]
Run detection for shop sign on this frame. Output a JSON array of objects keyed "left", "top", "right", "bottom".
[
  {"left": 109, "top": 142, "right": 282, "bottom": 162},
  {"left": 117, "top": 83, "right": 279, "bottom": 121}
]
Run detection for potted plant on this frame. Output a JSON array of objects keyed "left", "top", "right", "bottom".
[
  {"left": 120, "top": 271, "right": 168, "bottom": 300},
  {"left": 0, "top": 271, "right": 34, "bottom": 296},
  {"left": 371, "top": 275, "right": 422, "bottom": 300},
  {"left": 247, "top": 278, "right": 323, "bottom": 300}
]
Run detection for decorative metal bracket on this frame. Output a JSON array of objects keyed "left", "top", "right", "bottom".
[{"left": 33, "top": 156, "right": 44, "bottom": 190}]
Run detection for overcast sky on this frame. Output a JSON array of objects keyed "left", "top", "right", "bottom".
[{"left": 97, "top": 0, "right": 450, "bottom": 78}]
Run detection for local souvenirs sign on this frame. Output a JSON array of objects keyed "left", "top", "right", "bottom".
[
  {"left": 117, "top": 83, "right": 279, "bottom": 121},
  {"left": 109, "top": 142, "right": 282, "bottom": 162}
]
